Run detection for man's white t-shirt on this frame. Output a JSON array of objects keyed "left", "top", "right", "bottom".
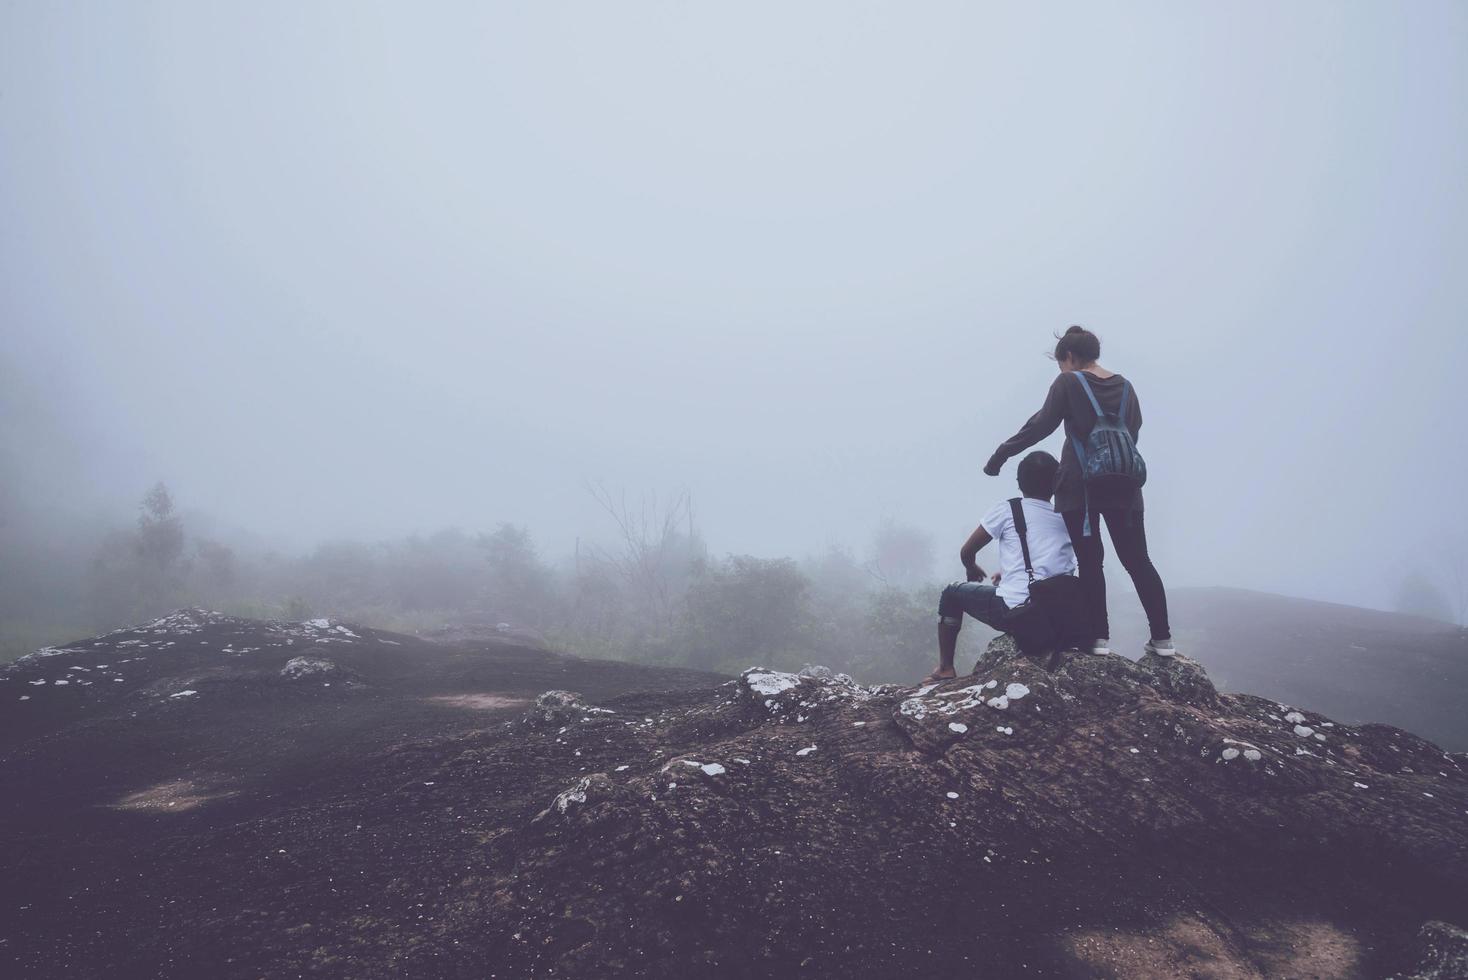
[{"left": 980, "top": 497, "right": 1077, "bottom": 608}]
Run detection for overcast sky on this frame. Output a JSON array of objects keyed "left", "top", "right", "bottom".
[{"left": 3, "top": 1, "right": 1466, "bottom": 610}]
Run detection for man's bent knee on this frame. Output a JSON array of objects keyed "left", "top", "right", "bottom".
[{"left": 938, "top": 582, "right": 968, "bottom": 624}]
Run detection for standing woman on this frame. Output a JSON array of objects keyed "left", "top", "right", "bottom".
[{"left": 982, "top": 326, "right": 1176, "bottom": 657}]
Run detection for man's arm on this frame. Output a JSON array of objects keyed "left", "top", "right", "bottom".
[
  {"left": 984, "top": 374, "right": 1067, "bottom": 475},
  {"left": 959, "top": 524, "right": 992, "bottom": 582}
]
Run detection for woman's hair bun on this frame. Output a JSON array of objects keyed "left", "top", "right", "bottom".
[{"left": 1053, "top": 325, "right": 1101, "bottom": 363}]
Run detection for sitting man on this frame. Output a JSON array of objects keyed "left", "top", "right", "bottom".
[{"left": 923, "top": 450, "right": 1077, "bottom": 683}]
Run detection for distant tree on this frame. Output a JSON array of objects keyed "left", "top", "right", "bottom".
[
  {"left": 1394, "top": 571, "right": 1455, "bottom": 624},
  {"left": 867, "top": 520, "right": 936, "bottom": 590},
  {"left": 859, "top": 586, "right": 942, "bottom": 682},
  {"left": 557, "top": 554, "right": 631, "bottom": 658},
  {"left": 680, "top": 556, "right": 811, "bottom": 671},
  {"left": 584, "top": 484, "right": 705, "bottom": 633},
  {"left": 384, "top": 528, "right": 485, "bottom": 613},
  {"left": 480, "top": 523, "right": 557, "bottom": 627},
  {"left": 194, "top": 539, "right": 237, "bottom": 593},
  {"left": 87, "top": 481, "right": 189, "bottom": 628},
  {"left": 798, "top": 545, "right": 880, "bottom": 674},
  {"left": 137, "top": 482, "right": 185, "bottom": 578},
  {"left": 801, "top": 544, "right": 871, "bottom": 603},
  {"left": 298, "top": 540, "right": 383, "bottom": 612},
  {"left": 88, "top": 529, "right": 145, "bottom": 629},
  {"left": 1446, "top": 542, "right": 1468, "bottom": 628}
]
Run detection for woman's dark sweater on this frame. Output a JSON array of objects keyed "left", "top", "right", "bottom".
[{"left": 991, "top": 371, "right": 1144, "bottom": 514}]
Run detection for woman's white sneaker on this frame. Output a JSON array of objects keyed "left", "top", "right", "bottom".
[
  {"left": 1088, "top": 640, "right": 1112, "bottom": 656},
  {"left": 1144, "top": 638, "right": 1178, "bottom": 658}
]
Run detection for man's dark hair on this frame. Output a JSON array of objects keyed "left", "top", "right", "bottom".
[
  {"left": 1052, "top": 324, "right": 1101, "bottom": 364},
  {"left": 1017, "top": 451, "right": 1060, "bottom": 499}
]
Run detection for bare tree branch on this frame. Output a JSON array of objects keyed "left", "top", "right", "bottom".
[{"left": 583, "top": 482, "right": 697, "bottom": 629}]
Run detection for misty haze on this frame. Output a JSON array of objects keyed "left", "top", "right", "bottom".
[{"left": 3, "top": 4, "right": 1467, "bottom": 979}]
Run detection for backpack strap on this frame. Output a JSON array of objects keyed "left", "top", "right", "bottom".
[
  {"left": 1071, "top": 372, "right": 1108, "bottom": 538},
  {"left": 1067, "top": 431, "right": 1093, "bottom": 537},
  {"left": 1073, "top": 371, "right": 1105, "bottom": 417},
  {"left": 1008, "top": 498, "right": 1037, "bottom": 585},
  {"left": 1117, "top": 379, "right": 1131, "bottom": 427}
]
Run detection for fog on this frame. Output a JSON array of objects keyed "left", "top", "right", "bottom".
[{"left": 3, "top": 3, "right": 1467, "bottom": 660}]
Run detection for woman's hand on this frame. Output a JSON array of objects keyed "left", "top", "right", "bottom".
[
  {"left": 983, "top": 453, "right": 1004, "bottom": 477},
  {"left": 990, "top": 571, "right": 1003, "bottom": 586}
]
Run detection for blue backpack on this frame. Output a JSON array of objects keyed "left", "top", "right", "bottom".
[{"left": 1071, "top": 373, "right": 1147, "bottom": 516}]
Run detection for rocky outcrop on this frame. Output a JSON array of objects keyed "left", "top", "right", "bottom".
[
  {"left": 487, "top": 635, "right": 1468, "bottom": 978},
  {"left": 4, "top": 618, "right": 1464, "bottom": 979}
]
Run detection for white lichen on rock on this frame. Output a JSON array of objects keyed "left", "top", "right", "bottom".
[
  {"left": 899, "top": 698, "right": 930, "bottom": 721},
  {"left": 280, "top": 656, "right": 337, "bottom": 679},
  {"left": 554, "top": 777, "right": 591, "bottom": 813},
  {"left": 743, "top": 669, "right": 801, "bottom": 698}
]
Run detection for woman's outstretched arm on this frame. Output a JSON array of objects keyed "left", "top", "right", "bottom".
[{"left": 984, "top": 374, "right": 1066, "bottom": 475}]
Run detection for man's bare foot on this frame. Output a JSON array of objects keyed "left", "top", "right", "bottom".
[{"left": 920, "top": 668, "right": 957, "bottom": 685}]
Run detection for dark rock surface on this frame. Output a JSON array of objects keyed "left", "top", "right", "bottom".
[
  {"left": 2, "top": 614, "right": 1465, "bottom": 978},
  {"left": 1391, "top": 920, "right": 1468, "bottom": 980},
  {"left": 1109, "top": 587, "right": 1468, "bottom": 750}
]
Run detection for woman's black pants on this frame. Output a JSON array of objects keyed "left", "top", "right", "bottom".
[{"left": 1061, "top": 507, "right": 1171, "bottom": 643}]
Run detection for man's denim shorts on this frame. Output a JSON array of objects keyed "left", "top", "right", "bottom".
[{"left": 938, "top": 581, "right": 1011, "bottom": 632}]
